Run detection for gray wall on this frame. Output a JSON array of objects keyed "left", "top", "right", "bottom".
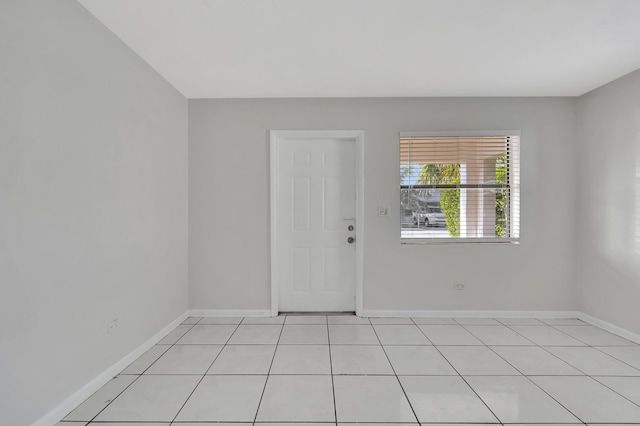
[
  {"left": 189, "top": 98, "right": 578, "bottom": 312},
  {"left": 577, "top": 69, "right": 640, "bottom": 335},
  {"left": 0, "top": 1, "right": 188, "bottom": 424}
]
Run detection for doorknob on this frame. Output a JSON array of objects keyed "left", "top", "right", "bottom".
[{"left": 347, "top": 236, "right": 355, "bottom": 244}]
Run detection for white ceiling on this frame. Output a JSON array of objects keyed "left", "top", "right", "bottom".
[{"left": 77, "top": 0, "right": 640, "bottom": 99}]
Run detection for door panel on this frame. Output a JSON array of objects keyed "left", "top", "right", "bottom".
[{"left": 277, "top": 137, "right": 356, "bottom": 312}]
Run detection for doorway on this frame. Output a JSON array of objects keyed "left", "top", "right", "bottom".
[{"left": 270, "top": 130, "right": 364, "bottom": 315}]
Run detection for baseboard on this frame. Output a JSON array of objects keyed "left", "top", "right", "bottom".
[
  {"left": 188, "top": 309, "right": 272, "bottom": 318},
  {"left": 359, "top": 309, "right": 582, "bottom": 319},
  {"left": 33, "top": 311, "right": 188, "bottom": 426},
  {"left": 578, "top": 312, "right": 640, "bottom": 344},
  {"left": 31, "top": 307, "right": 640, "bottom": 426}
]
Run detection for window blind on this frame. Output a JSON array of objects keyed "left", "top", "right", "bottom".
[{"left": 400, "top": 132, "right": 520, "bottom": 242}]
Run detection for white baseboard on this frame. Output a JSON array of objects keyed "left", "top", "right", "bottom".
[
  {"left": 359, "top": 309, "right": 582, "bottom": 319},
  {"left": 33, "top": 311, "right": 188, "bottom": 426},
  {"left": 188, "top": 309, "right": 272, "bottom": 318},
  {"left": 32, "top": 308, "right": 640, "bottom": 426},
  {"left": 578, "top": 312, "right": 640, "bottom": 344}
]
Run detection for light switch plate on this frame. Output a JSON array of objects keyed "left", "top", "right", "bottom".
[{"left": 377, "top": 206, "right": 389, "bottom": 218}]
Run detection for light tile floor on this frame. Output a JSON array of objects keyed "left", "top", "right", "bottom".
[{"left": 58, "top": 316, "right": 640, "bottom": 425}]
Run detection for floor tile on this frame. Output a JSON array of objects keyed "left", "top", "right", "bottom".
[
  {"left": 554, "top": 325, "right": 636, "bottom": 346},
  {"left": 370, "top": 317, "right": 414, "bottom": 324},
  {"left": 497, "top": 317, "right": 545, "bottom": 325},
  {"left": 270, "top": 345, "right": 331, "bottom": 374},
  {"left": 541, "top": 318, "right": 588, "bottom": 326},
  {"left": 198, "top": 317, "right": 243, "bottom": 325},
  {"left": 62, "top": 316, "right": 639, "bottom": 426},
  {"left": 384, "top": 345, "right": 457, "bottom": 375},
  {"left": 157, "top": 324, "right": 192, "bottom": 345},
  {"left": 172, "top": 423, "right": 250, "bottom": 426},
  {"left": 595, "top": 376, "right": 640, "bottom": 405},
  {"left": 330, "top": 345, "right": 394, "bottom": 375},
  {"left": 531, "top": 376, "right": 640, "bottom": 422},
  {"left": 508, "top": 325, "right": 586, "bottom": 346},
  {"left": 284, "top": 315, "right": 327, "bottom": 324},
  {"left": 242, "top": 316, "right": 286, "bottom": 324},
  {"left": 86, "top": 423, "right": 165, "bottom": 425},
  {"left": 491, "top": 346, "right": 582, "bottom": 375},
  {"left": 418, "top": 325, "right": 483, "bottom": 345},
  {"left": 227, "top": 324, "right": 282, "bottom": 344},
  {"left": 259, "top": 424, "right": 332, "bottom": 426},
  {"left": 598, "top": 346, "right": 640, "bottom": 370},
  {"left": 585, "top": 424, "right": 640, "bottom": 426},
  {"left": 336, "top": 424, "right": 418, "bottom": 426},
  {"left": 120, "top": 345, "right": 169, "bottom": 374},
  {"left": 207, "top": 344, "right": 275, "bottom": 374},
  {"left": 176, "top": 324, "right": 237, "bottom": 344},
  {"left": 438, "top": 346, "right": 520, "bottom": 375},
  {"left": 63, "top": 375, "right": 137, "bottom": 421},
  {"left": 466, "top": 375, "right": 579, "bottom": 423},
  {"left": 256, "top": 375, "right": 335, "bottom": 422},
  {"left": 94, "top": 375, "right": 200, "bottom": 422},
  {"left": 465, "top": 325, "right": 534, "bottom": 345},
  {"left": 399, "top": 375, "right": 498, "bottom": 422},
  {"left": 145, "top": 345, "right": 222, "bottom": 374},
  {"left": 454, "top": 317, "right": 501, "bottom": 325},
  {"left": 373, "top": 324, "right": 431, "bottom": 345},
  {"left": 545, "top": 346, "right": 640, "bottom": 376},
  {"left": 411, "top": 317, "right": 456, "bottom": 325},
  {"left": 279, "top": 324, "right": 328, "bottom": 344},
  {"left": 175, "top": 375, "right": 266, "bottom": 422},
  {"left": 327, "top": 315, "right": 371, "bottom": 324},
  {"left": 334, "top": 376, "right": 416, "bottom": 422},
  {"left": 329, "top": 325, "right": 379, "bottom": 344}
]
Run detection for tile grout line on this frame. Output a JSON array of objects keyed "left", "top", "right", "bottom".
[
  {"left": 67, "top": 316, "right": 640, "bottom": 425},
  {"left": 547, "top": 321, "right": 640, "bottom": 409},
  {"left": 501, "top": 320, "right": 640, "bottom": 404},
  {"left": 457, "top": 321, "right": 587, "bottom": 424},
  {"left": 591, "top": 345, "right": 640, "bottom": 373},
  {"left": 76, "top": 321, "right": 198, "bottom": 424},
  {"left": 589, "top": 375, "right": 640, "bottom": 411},
  {"left": 169, "top": 318, "right": 244, "bottom": 423},
  {"left": 252, "top": 315, "right": 286, "bottom": 424},
  {"left": 369, "top": 317, "right": 420, "bottom": 424},
  {"left": 325, "top": 315, "right": 338, "bottom": 426},
  {"left": 413, "top": 317, "right": 502, "bottom": 424}
]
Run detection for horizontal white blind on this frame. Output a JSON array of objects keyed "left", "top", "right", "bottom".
[{"left": 400, "top": 134, "right": 520, "bottom": 241}]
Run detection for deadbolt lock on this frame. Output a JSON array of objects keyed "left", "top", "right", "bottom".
[{"left": 348, "top": 225, "right": 354, "bottom": 231}]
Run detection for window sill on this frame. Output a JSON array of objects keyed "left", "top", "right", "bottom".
[{"left": 401, "top": 238, "right": 520, "bottom": 245}]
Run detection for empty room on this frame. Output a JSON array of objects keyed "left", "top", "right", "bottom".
[{"left": 3, "top": 0, "right": 640, "bottom": 425}]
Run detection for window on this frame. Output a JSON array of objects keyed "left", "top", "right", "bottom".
[{"left": 400, "top": 131, "right": 520, "bottom": 243}]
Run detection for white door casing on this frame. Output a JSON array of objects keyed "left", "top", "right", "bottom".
[{"left": 270, "top": 130, "right": 363, "bottom": 314}]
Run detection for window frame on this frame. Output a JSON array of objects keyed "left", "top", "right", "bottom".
[{"left": 400, "top": 130, "right": 520, "bottom": 244}]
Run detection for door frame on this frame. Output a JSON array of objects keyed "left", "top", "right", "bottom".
[{"left": 270, "top": 130, "right": 364, "bottom": 316}]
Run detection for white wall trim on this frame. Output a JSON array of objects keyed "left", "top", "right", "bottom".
[
  {"left": 578, "top": 312, "right": 640, "bottom": 344},
  {"left": 33, "top": 312, "right": 188, "bottom": 426},
  {"left": 188, "top": 309, "right": 272, "bottom": 318},
  {"left": 360, "top": 309, "right": 582, "bottom": 318},
  {"left": 270, "top": 130, "right": 365, "bottom": 316},
  {"left": 31, "top": 308, "right": 640, "bottom": 426}
]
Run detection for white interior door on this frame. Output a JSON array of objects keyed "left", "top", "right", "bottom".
[{"left": 274, "top": 134, "right": 356, "bottom": 312}]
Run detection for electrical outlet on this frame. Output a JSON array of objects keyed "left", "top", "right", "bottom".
[
  {"left": 107, "top": 319, "right": 119, "bottom": 333},
  {"left": 453, "top": 283, "right": 465, "bottom": 291},
  {"left": 377, "top": 206, "right": 389, "bottom": 218}
]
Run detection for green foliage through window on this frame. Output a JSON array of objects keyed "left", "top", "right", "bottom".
[{"left": 418, "top": 163, "right": 460, "bottom": 237}]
